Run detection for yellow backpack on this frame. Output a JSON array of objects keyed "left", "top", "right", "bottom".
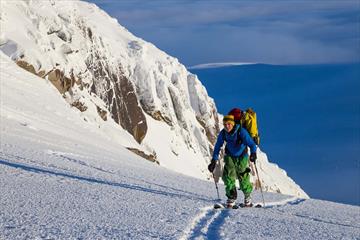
[{"left": 241, "top": 108, "right": 260, "bottom": 145}]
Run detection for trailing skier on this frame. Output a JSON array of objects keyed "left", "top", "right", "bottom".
[{"left": 208, "top": 115, "right": 257, "bottom": 208}]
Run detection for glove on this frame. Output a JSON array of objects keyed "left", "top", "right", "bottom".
[
  {"left": 250, "top": 152, "right": 257, "bottom": 163},
  {"left": 208, "top": 159, "right": 217, "bottom": 173}
]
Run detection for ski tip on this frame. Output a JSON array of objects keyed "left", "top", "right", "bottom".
[{"left": 213, "top": 203, "right": 225, "bottom": 209}]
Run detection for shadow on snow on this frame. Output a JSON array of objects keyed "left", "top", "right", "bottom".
[{"left": 0, "top": 158, "right": 212, "bottom": 203}]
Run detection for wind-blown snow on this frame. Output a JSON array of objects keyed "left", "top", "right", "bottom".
[{"left": 1, "top": 47, "right": 359, "bottom": 240}]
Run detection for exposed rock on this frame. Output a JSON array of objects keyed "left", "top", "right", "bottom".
[
  {"left": 149, "top": 110, "right": 173, "bottom": 126},
  {"left": 114, "top": 72, "right": 147, "bottom": 143},
  {"left": 16, "top": 60, "right": 36, "bottom": 75},
  {"left": 86, "top": 50, "right": 147, "bottom": 143},
  {"left": 56, "top": 30, "right": 68, "bottom": 42},
  {"left": 16, "top": 60, "right": 46, "bottom": 78},
  {"left": 37, "top": 70, "right": 45, "bottom": 77},
  {"left": 47, "top": 69, "right": 74, "bottom": 94},
  {"left": 71, "top": 100, "right": 87, "bottom": 112},
  {"left": 126, "top": 147, "right": 158, "bottom": 164},
  {"left": 96, "top": 106, "right": 107, "bottom": 121}
]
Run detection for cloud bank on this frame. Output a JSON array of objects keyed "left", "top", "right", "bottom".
[{"left": 86, "top": 0, "right": 359, "bottom": 66}]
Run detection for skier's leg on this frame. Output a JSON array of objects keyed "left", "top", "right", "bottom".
[
  {"left": 222, "top": 155, "right": 237, "bottom": 200},
  {"left": 237, "top": 155, "right": 253, "bottom": 199}
]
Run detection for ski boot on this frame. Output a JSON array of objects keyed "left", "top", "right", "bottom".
[
  {"left": 226, "top": 198, "right": 236, "bottom": 208},
  {"left": 240, "top": 195, "right": 253, "bottom": 208}
]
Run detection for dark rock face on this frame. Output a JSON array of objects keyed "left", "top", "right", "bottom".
[
  {"left": 111, "top": 72, "right": 147, "bottom": 143},
  {"left": 85, "top": 49, "right": 147, "bottom": 143}
]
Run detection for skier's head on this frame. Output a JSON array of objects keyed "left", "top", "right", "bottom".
[{"left": 223, "top": 115, "right": 235, "bottom": 132}]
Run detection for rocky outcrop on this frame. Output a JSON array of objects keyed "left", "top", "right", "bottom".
[
  {"left": 126, "top": 147, "right": 158, "bottom": 164},
  {"left": 85, "top": 46, "right": 147, "bottom": 143},
  {"left": 47, "top": 69, "right": 75, "bottom": 94}
]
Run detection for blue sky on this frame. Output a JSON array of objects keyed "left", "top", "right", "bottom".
[{"left": 86, "top": 0, "right": 359, "bottom": 66}]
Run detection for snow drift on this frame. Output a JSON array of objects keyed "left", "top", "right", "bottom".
[{"left": 0, "top": 0, "right": 307, "bottom": 198}]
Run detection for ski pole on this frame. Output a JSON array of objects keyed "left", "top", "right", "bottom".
[
  {"left": 212, "top": 173, "right": 220, "bottom": 200},
  {"left": 254, "top": 162, "right": 265, "bottom": 207}
]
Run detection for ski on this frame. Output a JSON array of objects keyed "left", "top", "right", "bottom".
[
  {"left": 213, "top": 203, "right": 239, "bottom": 209},
  {"left": 214, "top": 202, "right": 262, "bottom": 209},
  {"left": 239, "top": 203, "right": 262, "bottom": 208}
]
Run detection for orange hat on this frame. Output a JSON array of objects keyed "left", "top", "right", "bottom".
[{"left": 223, "top": 115, "right": 235, "bottom": 125}]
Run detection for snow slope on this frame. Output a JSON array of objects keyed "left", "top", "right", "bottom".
[
  {"left": 0, "top": 0, "right": 309, "bottom": 198},
  {"left": 1, "top": 51, "right": 359, "bottom": 240}
]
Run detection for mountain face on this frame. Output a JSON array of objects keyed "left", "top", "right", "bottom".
[{"left": 0, "top": 0, "right": 307, "bottom": 198}]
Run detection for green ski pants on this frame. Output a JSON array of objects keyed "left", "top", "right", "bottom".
[{"left": 222, "top": 155, "right": 253, "bottom": 200}]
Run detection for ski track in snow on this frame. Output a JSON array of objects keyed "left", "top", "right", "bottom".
[
  {"left": 181, "top": 196, "right": 360, "bottom": 240},
  {"left": 180, "top": 197, "right": 307, "bottom": 240}
]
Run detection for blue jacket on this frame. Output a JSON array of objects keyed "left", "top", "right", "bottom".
[{"left": 212, "top": 124, "right": 257, "bottom": 161}]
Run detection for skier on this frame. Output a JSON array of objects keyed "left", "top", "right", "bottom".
[{"left": 208, "top": 115, "right": 257, "bottom": 208}]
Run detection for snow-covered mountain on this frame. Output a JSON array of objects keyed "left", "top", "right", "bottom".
[
  {"left": 1, "top": 53, "right": 359, "bottom": 239},
  {"left": 0, "top": 0, "right": 307, "bottom": 198}
]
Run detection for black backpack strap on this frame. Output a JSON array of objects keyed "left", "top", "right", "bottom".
[{"left": 236, "top": 126, "right": 242, "bottom": 145}]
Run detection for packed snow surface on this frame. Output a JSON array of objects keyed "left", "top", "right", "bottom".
[{"left": 1, "top": 52, "right": 359, "bottom": 239}]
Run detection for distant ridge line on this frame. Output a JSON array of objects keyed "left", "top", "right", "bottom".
[{"left": 188, "top": 62, "right": 257, "bottom": 70}]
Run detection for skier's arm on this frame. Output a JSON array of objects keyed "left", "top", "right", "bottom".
[
  {"left": 240, "top": 128, "right": 257, "bottom": 153},
  {"left": 212, "top": 130, "right": 225, "bottom": 161}
]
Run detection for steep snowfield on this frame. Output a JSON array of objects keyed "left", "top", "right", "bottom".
[
  {"left": 0, "top": 0, "right": 308, "bottom": 198},
  {"left": 1, "top": 52, "right": 359, "bottom": 240}
]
